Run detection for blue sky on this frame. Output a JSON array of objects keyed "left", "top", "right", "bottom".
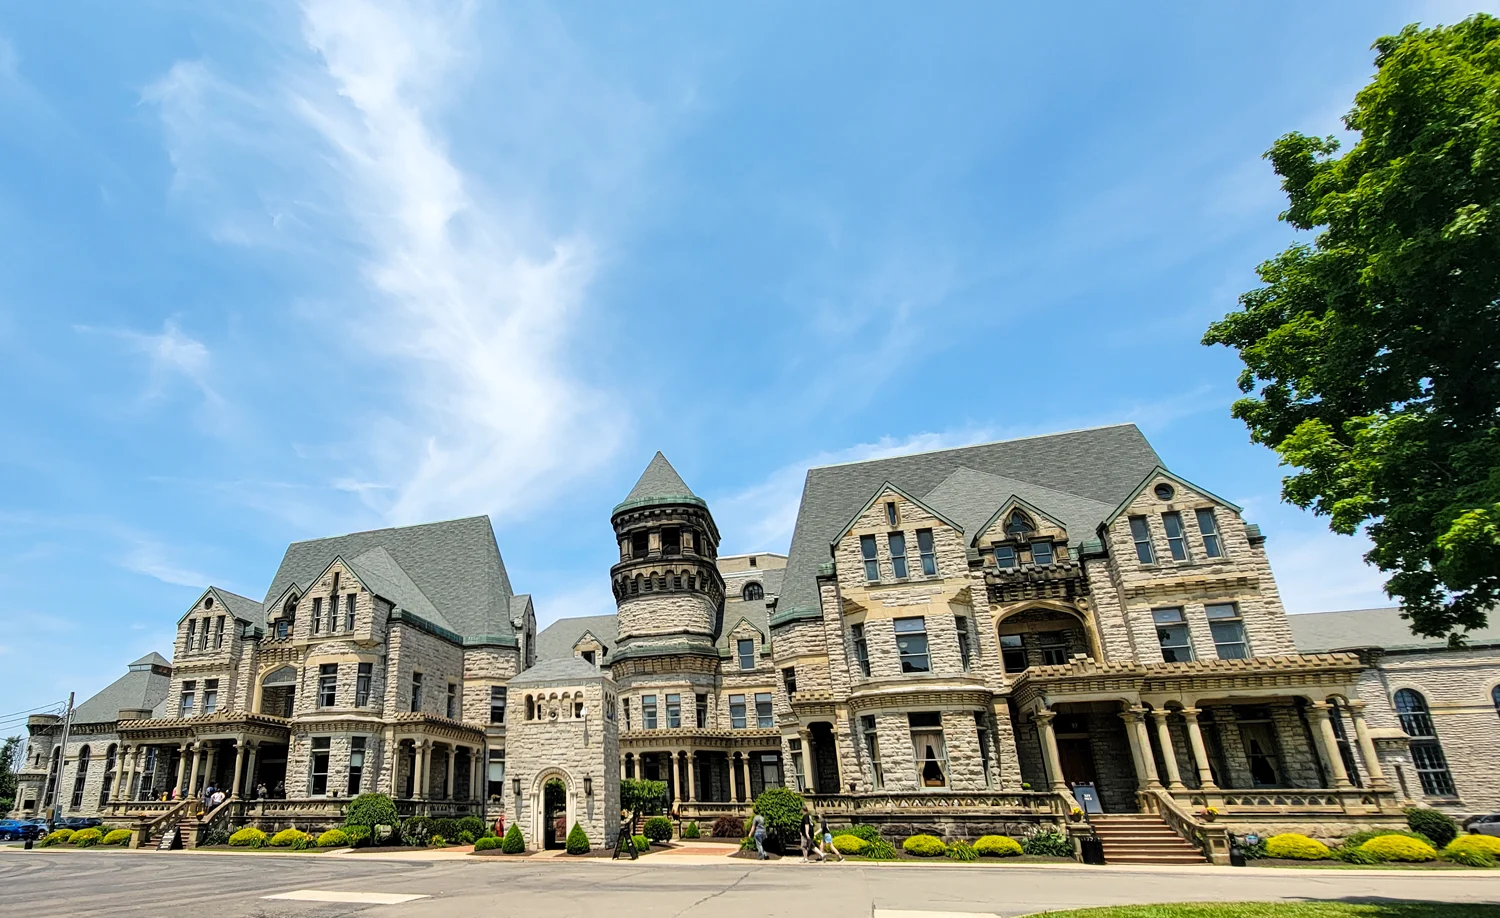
[{"left": 1, "top": 1, "right": 1488, "bottom": 723}]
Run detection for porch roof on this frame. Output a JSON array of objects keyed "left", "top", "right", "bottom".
[{"left": 1008, "top": 652, "right": 1364, "bottom": 710}]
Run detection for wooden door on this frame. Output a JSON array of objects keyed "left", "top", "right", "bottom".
[{"left": 1057, "top": 738, "right": 1097, "bottom": 786}]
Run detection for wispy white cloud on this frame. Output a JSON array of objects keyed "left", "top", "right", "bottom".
[{"left": 120, "top": 539, "right": 213, "bottom": 589}]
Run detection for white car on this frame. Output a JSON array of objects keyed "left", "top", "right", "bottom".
[{"left": 1465, "top": 814, "right": 1500, "bottom": 837}]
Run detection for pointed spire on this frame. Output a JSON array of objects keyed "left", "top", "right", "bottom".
[{"left": 623, "top": 451, "right": 696, "bottom": 504}]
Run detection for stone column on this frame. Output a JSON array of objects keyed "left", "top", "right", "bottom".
[
  {"left": 1308, "top": 702, "right": 1353, "bottom": 788},
  {"left": 1152, "top": 710, "right": 1185, "bottom": 790},
  {"left": 1179, "top": 708, "right": 1217, "bottom": 789},
  {"left": 230, "top": 740, "right": 246, "bottom": 799},
  {"left": 1032, "top": 709, "right": 1068, "bottom": 792},
  {"left": 118, "top": 745, "right": 136, "bottom": 803},
  {"left": 731, "top": 753, "right": 743, "bottom": 802},
  {"left": 1344, "top": 700, "right": 1388, "bottom": 787},
  {"left": 203, "top": 742, "right": 218, "bottom": 792},
  {"left": 411, "top": 741, "right": 426, "bottom": 800},
  {"left": 1120, "top": 708, "right": 1160, "bottom": 788},
  {"left": 174, "top": 743, "right": 190, "bottom": 795},
  {"left": 245, "top": 743, "right": 259, "bottom": 797},
  {"left": 797, "top": 730, "right": 812, "bottom": 793},
  {"left": 686, "top": 752, "right": 697, "bottom": 803},
  {"left": 110, "top": 744, "right": 129, "bottom": 802},
  {"left": 445, "top": 745, "right": 456, "bottom": 800}
]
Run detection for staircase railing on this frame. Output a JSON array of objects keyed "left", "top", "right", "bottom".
[
  {"left": 1138, "top": 787, "right": 1229, "bottom": 864},
  {"left": 194, "top": 797, "right": 236, "bottom": 846},
  {"left": 130, "top": 798, "right": 192, "bottom": 849}
]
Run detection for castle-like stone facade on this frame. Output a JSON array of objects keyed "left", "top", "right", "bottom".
[{"left": 14, "top": 426, "right": 1499, "bottom": 855}]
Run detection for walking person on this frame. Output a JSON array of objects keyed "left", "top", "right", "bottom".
[
  {"left": 750, "top": 813, "right": 768, "bottom": 860},
  {"left": 799, "top": 807, "right": 822, "bottom": 862},
  {"left": 819, "top": 815, "right": 843, "bottom": 862}
]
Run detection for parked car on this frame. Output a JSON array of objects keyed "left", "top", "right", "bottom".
[
  {"left": 56, "top": 817, "right": 102, "bottom": 831},
  {"left": 0, "top": 820, "right": 46, "bottom": 841},
  {"left": 1466, "top": 814, "right": 1500, "bottom": 837}
]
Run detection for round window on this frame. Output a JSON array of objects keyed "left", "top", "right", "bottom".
[
  {"left": 1153, "top": 483, "right": 1175, "bottom": 501},
  {"left": 204, "top": 596, "right": 215, "bottom": 609}
]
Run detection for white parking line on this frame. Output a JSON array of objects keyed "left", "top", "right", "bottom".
[{"left": 263, "top": 889, "right": 430, "bottom": 904}]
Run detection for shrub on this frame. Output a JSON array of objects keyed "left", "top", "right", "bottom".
[
  {"left": 752, "top": 787, "right": 806, "bottom": 851},
  {"left": 1331, "top": 845, "right": 1379, "bottom": 865},
  {"left": 831, "top": 834, "right": 868, "bottom": 855},
  {"left": 429, "top": 835, "right": 448, "bottom": 848},
  {"left": 39, "top": 829, "right": 73, "bottom": 847},
  {"left": 1022, "top": 829, "right": 1074, "bottom": 858},
  {"left": 341, "top": 825, "right": 371, "bottom": 847},
  {"left": 1266, "top": 833, "right": 1330, "bottom": 860},
  {"left": 316, "top": 829, "right": 349, "bottom": 848},
  {"left": 1341, "top": 828, "right": 1434, "bottom": 850},
  {"left": 270, "top": 828, "right": 312, "bottom": 848},
  {"left": 974, "top": 835, "right": 1023, "bottom": 858},
  {"left": 844, "top": 824, "right": 883, "bottom": 844},
  {"left": 711, "top": 815, "right": 744, "bottom": 838},
  {"left": 102, "top": 828, "right": 132, "bottom": 847},
  {"left": 344, "top": 793, "right": 400, "bottom": 837},
  {"left": 473, "top": 836, "right": 503, "bottom": 852},
  {"left": 1360, "top": 834, "right": 1437, "bottom": 862},
  {"left": 632, "top": 834, "right": 651, "bottom": 852},
  {"left": 501, "top": 823, "right": 525, "bottom": 854},
  {"left": 228, "top": 827, "right": 268, "bottom": 848},
  {"left": 643, "top": 816, "right": 673, "bottom": 843},
  {"left": 1405, "top": 807, "right": 1459, "bottom": 848},
  {"left": 620, "top": 778, "right": 668, "bottom": 820},
  {"left": 566, "top": 823, "right": 591, "bottom": 855},
  {"left": 289, "top": 833, "right": 315, "bottom": 851},
  {"left": 457, "top": 831, "right": 476, "bottom": 845},
  {"left": 903, "top": 834, "right": 947, "bottom": 857},
  {"left": 946, "top": 840, "right": 978, "bottom": 862},
  {"left": 681, "top": 821, "right": 700, "bottom": 839},
  {"left": 1442, "top": 836, "right": 1498, "bottom": 868},
  {"left": 70, "top": 828, "right": 103, "bottom": 847},
  {"left": 455, "top": 816, "right": 486, "bottom": 838},
  {"left": 429, "top": 818, "right": 461, "bottom": 841},
  {"left": 863, "top": 838, "right": 900, "bottom": 860},
  {"left": 400, "top": 817, "right": 435, "bottom": 847}
]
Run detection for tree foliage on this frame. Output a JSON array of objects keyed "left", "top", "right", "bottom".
[
  {"left": 0, "top": 736, "right": 22, "bottom": 809},
  {"left": 751, "top": 786, "right": 804, "bottom": 850},
  {"left": 619, "top": 778, "right": 666, "bottom": 817},
  {"left": 1204, "top": 14, "right": 1500, "bottom": 640},
  {"left": 344, "top": 792, "right": 399, "bottom": 833}
]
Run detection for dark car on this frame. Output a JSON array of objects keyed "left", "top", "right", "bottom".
[
  {"left": 0, "top": 820, "right": 46, "bottom": 841},
  {"left": 56, "top": 817, "right": 103, "bottom": 831}
]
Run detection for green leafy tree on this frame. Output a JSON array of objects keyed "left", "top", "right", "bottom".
[
  {"left": 0, "top": 736, "right": 22, "bottom": 812},
  {"left": 343, "top": 793, "right": 400, "bottom": 844},
  {"left": 1204, "top": 13, "right": 1500, "bottom": 640},
  {"left": 619, "top": 778, "right": 666, "bottom": 832},
  {"left": 751, "top": 786, "right": 805, "bottom": 851}
]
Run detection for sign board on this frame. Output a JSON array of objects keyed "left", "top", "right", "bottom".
[{"left": 1071, "top": 782, "right": 1103, "bottom": 814}]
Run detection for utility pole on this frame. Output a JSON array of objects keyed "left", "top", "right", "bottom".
[{"left": 50, "top": 693, "right": 75, "bottom": 823}]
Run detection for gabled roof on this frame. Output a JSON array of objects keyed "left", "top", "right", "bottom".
[
  {"left": 614, "top": 451, "right": 705, "bottom": 513},
  {"left": 1101, "top": 466, "right": 1243, "bottom": 528},
  {"left": 177, "top": 586, "right": 264, "bottom": 625},
  {"left": 260, "top": 516, "right": 514, "bottom": 643},
  {"left": 779, "top": 424, "right": 1162, "bottom": 617},
  {"left": 922, "top": 467, "right": 1116, "bottom": 547},
  {"left": 130, "top": 652, "right": 171, "bottom": 668},
  {"left": 508, "top": 656, "right": 608, "bottom": 687},
  {"left": 70, "top": 655, "right": 172, "bottom": 725},
  {"left": 830, "top": 480, "right": 964, "bottom": 546},
  {"left": 343, "top": 547, "right": 451, "bottom": 631},
  {"left": 1289, "top": 607, "right": 1500, "bottom": 653},
  {"left": 537, "top": 614, "right": 620, "bottom": 661}
]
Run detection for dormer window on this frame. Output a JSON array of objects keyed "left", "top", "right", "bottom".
[
  {"left": 885, "top": 501, "right": 899, "bottom": 527},
  {"left": 742, "top": 582, "right": 764, "bottom": 601},
  {"left": 582, "top": 650, "right": 596, "bottom": 665},
  {"left": 1031, "top": 541, "right": 1054, "bottom": 566},
  {"left": 1005, "top": 511, "right": 1034, "bottom": 537},
  {"left": 994, "top": 544, "right": 1017, "bottom": 569}
]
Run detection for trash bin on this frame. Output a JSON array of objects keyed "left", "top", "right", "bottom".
[
  {"left": 1228, "top": 833, "right": 1246, "bottom": 867},
  {"left": 1079, "top": 835, "right": 1105, "bottom": 865}
]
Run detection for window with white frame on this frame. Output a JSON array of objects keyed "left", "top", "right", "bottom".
[
  {"left": 737, "top": 638, "right": 755, "bottom": 670},
  {"left": 917, "top": 528, "right": 937, "bottom": 576},
  {"left": 203, "top": 678, "right": 219, "bottom": 714},
  {"left": 1153, "top": 608, "right": 1193, "bottom": 662},
  {"left": 852, "top": 623, "right": 871, "bottom": 676},
  {"left": 642, "top": 694, "right": 658, "bottom": 729},
  {"left": 312, "top": 597, "right": 323, "bottom": 633},
  {"left": 186, "top": 620, "right": 197, "bottom": 651},
  {"left": 410, "top": 672, "right": 423, "bottom": 712},
  {"left": 755, "top": 692, "right": 774, "bottom": 728},
  {"left": 860, "top": 534, "right": 879, "bottom": 582},
  {"left": 356, "top": 663, "right": 372, "bottom": 707},
  {"left": 994, "top": 543, "right": 1017, "bottom": 568},
  {"left": 490, "top": 686, "right": 506, "bottom": 724},
  {"left": 347, "top": 736, "right": 366, "bottom": 796},
  {"left": 1128, "top": 516, "right": 1155, "bottom": 563},
  {"left": 1030, "top": 540, "right": 1054, "bottom": 566},
  {"left": 487, "top": 749, "right": 505, "bottom": 799},
  {"left": 309, "top": 737, "right": 331, "bottom": 795},
  {"left": 1395, "top": 689, "right": 1456, "bottom": 796},
  {"left": 180, "top": 680, "right": 196, "bottom": 717},
  {"left": 1196, "top": 508, "right": 1223, "bottom": 558},
  {"left": 789, "top": 738, "right": 806, "bottom": 791},
  {"left": 214, "top": 615, "right": 225, "bottom": 649},
  {"left": 1205, "top": 603, "right": 1249, "bottom": 659},
  {"left": 666, "top": 693, "right": 681, "bottom": 728},
  {"left": 318, "top": 664, "right": 338, "bottom": 708},
  {"left": 909, "top": 712, "right": 948, "bottom": 788},
  {"left": 345, "top": 593, "right": 357, "bottom": 630},
  {"left": 729, "top": 694, "right": 746, "bottom": 729},
  {"left": 889, "top": 531, "right": 909, "bottom": 578},
  {"left": 955, "top": 616, "right": 972, "bottom": 671},
  {"left": 1161, "top": 511, "right": 1190, "bottom": 561},
  {"left": 696, "top": 692, "right": 708, "bottom": 728},
  {"left": 894, "top": 617, "right": 931, "bottom": 673},
  {"left": 861, "top": 714, "right": 883, "bottom": 788}
]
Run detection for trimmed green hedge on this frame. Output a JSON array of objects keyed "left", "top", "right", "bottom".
[
  {"left": 39, "top": 829, "right": 73, "bottom": 847},
  {"left": 501, "top": 823, "right": 525, "bottom": 854},
  {"left": 974, "top": 835, "right": 1023, "bottom": 857},
  {"left": 643, "top": 816, "right": 673, "bottom": 842},
  {"left": 70, "top": 828, "right": 104, "bottom": 847},
  {"left": 903, "top": 834, "right": 947, "bottom": 857},
  {"left": 1443, "top": 835, "right": 1500, "bottom": 867},
  {"left": 229, "top": 827, "right": 267, "bottom": 848},
  {"left": 1266, "top": 833, "right": 1330, "bottom": 860},
  {"left": 566, "top": 823, "right": 591, "bottom": 855},
  {"left": 1405, "top": 807, "right": 1459, "bottom": 848},
  {"left": 831, "top": 834, "right": 867, "bottom": 855},
  {"left": 632, "top": 834, "right": 651, "bottom": 852},
  {"left": 681, "top": 821, "right": 700, "bottom": 839},
  {"left": 1360, "top": 834, "right": 1436, "bottom": 862},
  {"left": 317, "top": 829, "right": 349, "bottom": 848},
  {"left": 474, "top": 835, "right": 503, "bottom": 851},
  {"left": 344, "top": 793, "right": 400, "bottom": 836},
  {"left": 102, "top": 828, "right": 132, "bottom": 846}
]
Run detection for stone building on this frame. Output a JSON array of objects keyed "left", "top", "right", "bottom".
[{"left": 14, "top": 424, "right": 1500, "bottom": 859}]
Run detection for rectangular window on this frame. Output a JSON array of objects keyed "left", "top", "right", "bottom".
[
  {"left": 631, "top": 531, "right": 649, "bottom": 559},
  {"left": 318, "top": 664, "right": 338, "bottom": 707},
  {"left": 790, "top": 738, "right": 806, "bottom": 792},
  {"left": 956, "top": 616, "right": 972, "bottom": 671},
  {"left": 446, "top": 682, "right": 457, "bottom": 719},
  {"left": 347, "top": 736, "right": 366, "bottom": 796},
  {"left": 916, "top": 528, "right": 937, "bottom": 576},
  {"left": 1205, "top": 603, "right": 1249, "bottom": 659},
  {"left": 852, "top": 623, "right": 871, "bottom": 677},
  {"left": 642, "top": 694, "right": 658, "bottom": 730},
  {"left": 909, "top": 712, "right": 949, "bottom": 788},
  {"left": 894, "top": 617, "right": 930, "bottom": 673},
  {"left": 622, "top": 698, "right": 631, "bottom": 731},
  {"left": 214, "top": 615, "right": 225, "bottom": 649},
  {"left": 782, "top": 667, "right": 797, "bottom": 696},
  {"left": 860, "top": 534, "right": 879, "bottom": 582},
  {"left": 203, "top": 678, "right": 219, "bottom": 714},
  {"left": 1162, "top": 511, "right": 1189, "bottom": 561},
  {"left": 1039, "top": 630, "right": 1069, "bottom": 666},
  {"left": 276, "top": 619, "right": 289, "bottom": 640},
  {"left": 1000, "top": 634, "right": 1027, "bottom": 673},
  {"left": 862, "top": 715, "right": 883, "bottom": 788},
  {"left": 662, "top": 528, "right": 680, "bottom": 555},
  {"left": 490, "top": 686, "right": 507, "bottom": 724},
  {"left": 310, "top": 737, "right": 330, "bottom": 796},
  {"left": 975, "top": 712, "right": 993, "bottom": 787},
  {"left": 1153, "top": 607, "right": 1193, "bottom": 662},
  {"left": 729, "top": 694, "right": 746, "bottom": 729},
  {"left": 582, "top": 650, "right": 595, "bottom": 665},
  {"left": 345, "top": 593, "right": 357, "bottom": 630},
  {"left": 1030, "top": 540, "right": 1054, "bottom": 566},
  {"left": 185, "top": 620, "right": 197, "bottom": 651},
  {"left": 487, "top": 749, "right": 506, "bottom": 800},
  {"left": 410, "top": 672, "right": 423, "bottom": 712},
  {"left": 755, "top": 692, "right": 774, "bottom": 728},
  {"left": 994, "top": 544, "right": 1017, "bottom": 569},
  {"left": 666, "top": 693, "right": 681, "bottom": 728},
  {"left": 885, "top": 501, "right": 899, "bottom": 527},
  {"left": 312, "top": 597, "right": 323, "bottom": 633},
  {"left": 1196, "top": 508, "right": 1223, "bottom": 558},
  {"left": 356, "top": 663, "right": 372, "bottom": 706},
  {"left": 328, "top": 594, "right": 339, "bottom": 632},
  {"left": 737, "top": 638, "right": 755, "bottom": 670},
  {"left": 696, "top": 693, "right": 708, "bottom": 728},
  {"left": 889, "top": 531, "right": 909, "bottom": 578},
  {"left": 1129, "top": 516, "right": 1155, "bottom": 564},
  {"left": 180, "top": 681, "right": 196, "bottom": 717}
]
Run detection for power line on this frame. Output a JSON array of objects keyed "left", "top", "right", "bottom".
[{"left": 0, "top": 701, "right": 68, "bottom": 721}]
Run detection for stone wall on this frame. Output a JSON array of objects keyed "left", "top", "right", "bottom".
[{"left": 506, "top": 677, "right": 619, "bottom": 850}]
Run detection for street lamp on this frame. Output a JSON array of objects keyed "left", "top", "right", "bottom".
[{"left": 512, "top": 776, "right": 521, "bottom": 796}]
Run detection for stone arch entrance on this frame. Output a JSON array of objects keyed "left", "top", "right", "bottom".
[{"left": 529, "top": 768, "right": 575, "bottom": 851}]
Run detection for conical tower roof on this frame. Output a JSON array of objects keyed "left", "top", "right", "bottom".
[{"left": 615, "top": 451, "right": 705, "bottom": 513}]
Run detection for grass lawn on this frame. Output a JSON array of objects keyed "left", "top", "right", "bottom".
[{"left": 1034, "top": 904, "right": 1500, "bottom": 918}]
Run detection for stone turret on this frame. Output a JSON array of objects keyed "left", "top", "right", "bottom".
[{"left": 608, "top": 453, "right": 725, "bottom": 670}]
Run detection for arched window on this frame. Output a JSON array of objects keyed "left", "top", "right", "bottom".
[
  {"left": 1493, "top": 684, "right": 1500, "bottom": 719},
  {"left": 526, "top": 696, "right": 535, "bottom": 721},
  {"left": 743, "top": 582, "right": 764, "bottom": 602},
  {"left": 1005, "top": 510, "right": 1034, "bottom": 537},
  {"left": 101, "top": 744, "right": 118, "bottom": 807},
  {"left": 70, "top": 746, "right": 91, "bottom": 809},
  {"left": 1394, "top": 689, "right": 1456, "bottom": 797}
]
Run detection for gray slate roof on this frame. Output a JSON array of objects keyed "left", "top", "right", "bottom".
[
  {"left": 71, "top": 656, "right": 172, "bottom": 725},
  {"left": 536, "top": 614, "right": 619, "bottom": 661},
  {"left": 777, "top": 424, "right": 1163, "bottom": 616},
  {"left": 130, "top": 652, "right": 171, "bottom": 668},
  {"left": 1289, "top": 607, "right": 1500, "bottom": 653},
  {"left": 210, "top": 587, "right": 265, "bottom": 624},
  {"left": 617, "top": 452, "right": 698, "bottom": 509},
  {"left": 922, "top": 467, "right": 1116, "bottom": 548},
  {"left": 508, "top": 656, "right": 606, "bottom": 686},
  {"left": 261, "top": 516, "right": 515, "bottom": 642}
]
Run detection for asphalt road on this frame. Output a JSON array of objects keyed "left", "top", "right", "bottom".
[{"left": 3, "top": 850, "right": 1498, "bottom": 918}]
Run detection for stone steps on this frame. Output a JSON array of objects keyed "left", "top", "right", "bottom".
[{"left": 1089, "top": 814, "right": 1207, "bottom": 866}]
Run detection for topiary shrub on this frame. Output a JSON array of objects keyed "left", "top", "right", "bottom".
[
  {"left": 229, "top": 827, "right": 268, "bottom": 848},
  {"left": 831, "top": 834, "right": 868, "bottom": 855},
  {"left": 903, "top": 834, "right": 947, "bottom": 857},
  {"left": 643, "top": 816, "right": 673, "bottom": 842},
  {"left": 1405, "top": 807, "right": 1459, "bottom": 848},
  {"left": 711, "top": 815, "right": 744, "bottom": 838},
  {"left": 566, "top": 823, "right": 591, "bottom": 855},
  {"left": 473, "top": 835, "right": 503, "bottom": 852},
  {"left": 1340, "top": 828, "right": 1434, "bottom": 849},
  {"left": 752, "top": 786, "right": 806, "bottom": 852},
  {"left": 974, "top": 835, "right": 1024, "bottom": 858},
  {"left": 681, "top": 821, "right": 700, "bottom": 839},
  {"left": 632, "top": 834, "right": 651, "bottom": 852},
  {"left": 946, "top": 839, "right": 978, "bottom": 861},
  {"left": 1360, "top": 834, "right": 1437, "bottom": 862},
  {"left": 39, "top": 829, "right": 74, "bottom": 847},
  {"left": 1022, "top": 829, "right": 1074, "bottom": 858},
  {"left": 102, "top": 828, "right": 132, "bottom": 846},
  {"left": 1442, "top": 835, "right": 1498, "bottom": 867},
  {"left": 501, "top": 823, "right": 525, "bottom": 854},
  {"left": 1266, "top": 833, "right": 1330, "bottom": 860},
  {"left": 344, "top": 793, "right": 400, "bottom": 841},
  {"left": 270, "top": 828, "right": 312, "bottom": 848},
  {"left": 70, "top": 828, "right": 103, "bottom": 847},
  {"left": 317, "top": 829, "right": 349, "bottom": 848}
]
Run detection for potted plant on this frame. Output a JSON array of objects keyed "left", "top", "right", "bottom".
[
  {"left": 1201, "top": 806, "right": 1219, "bottom": 822},
  {"left": 1069, "top": 807, "right": 1084, "bottom": 823}
]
